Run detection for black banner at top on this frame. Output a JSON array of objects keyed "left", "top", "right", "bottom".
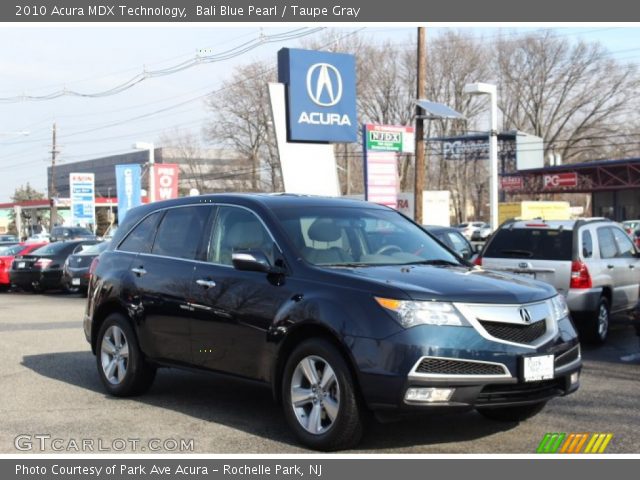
[{"left": 4, "top": 0, "right": 640, "bottom": 22}]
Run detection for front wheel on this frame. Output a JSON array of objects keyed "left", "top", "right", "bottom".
[
  {"left": 476, "top": 401, "right": 547, "bottom": 422},
  {"left": 96, "top": 313, "right": 156, "bottom": 396},
  {"left": 281, "top": 338, "right": 364, "bottom": 451}
]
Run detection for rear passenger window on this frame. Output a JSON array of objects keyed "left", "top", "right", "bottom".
[
  {"left": 611, "top": 228, "right": 636, "bottom": 258},
  {"left": 582, "top": 230, "right": 593, "bottom": 258},
  {"left": 152, "top": 206, "right": 210, "bottom": 260},
  {"left": 118, "top": 212, "right": 162, "bottom": 254},
  {"left": 597, "top": 228, "right": 618, "bottom": 259}
]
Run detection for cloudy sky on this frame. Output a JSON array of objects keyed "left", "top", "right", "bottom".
[{"left": 0, "top": 26, "right": 638, "bottom": 202}]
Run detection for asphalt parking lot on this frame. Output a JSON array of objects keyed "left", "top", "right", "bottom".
[{"left": 0, "top": 292, "right": 638, "bottom": 454}]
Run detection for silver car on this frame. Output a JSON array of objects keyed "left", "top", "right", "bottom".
[{"left": 477, "top": 218, "right": 640, "bottom": 345}]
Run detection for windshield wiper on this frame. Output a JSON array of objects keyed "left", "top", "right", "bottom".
[
  {"left": 322, "top": 262, "right": 374, "bottom": 268},
  {"left": 401, "top": 259, "right": 461, "bottom": 266},
  {"left": 500, "top": 249, "right": 534, "bottom": 258}
]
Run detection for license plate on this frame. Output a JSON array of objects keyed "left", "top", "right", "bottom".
[
  {"left": 17, "top": 262, "right": 25, "bottom": 269},
  {"left": 523, "top": 355, "right": 554, "bottom": 382},
  {"left": 72, "top": 278, "right": 81, "bottom": 286},
  {"left": 515, "top": 272, "right": 535, "bottom": 279}
]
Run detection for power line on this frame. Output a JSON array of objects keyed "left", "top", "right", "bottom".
[{"left": 0, "top": 28, "right": 323, "bottom": 104}]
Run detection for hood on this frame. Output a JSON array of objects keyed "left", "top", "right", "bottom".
[{"left": 328, "top": 264, "right": 556, "bottom": 304}]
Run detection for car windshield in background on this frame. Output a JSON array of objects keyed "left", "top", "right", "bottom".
[
  {"left": 76, "top": 242, "right": 108, "bottom": 255},
  {"left": 484, "top": 228, "right": 573, "bottom": 261},
  {"left": 273, "top": 207, "right": 461, "bottom": 267},
  {"left": 31, "top": 242, "right": 72, "bottom": 256},
  {"left": 0, "top": 244, "right": 24, "bottom": 256}
]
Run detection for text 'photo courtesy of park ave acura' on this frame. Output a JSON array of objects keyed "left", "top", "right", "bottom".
[{"left": 1, "top": 14, "right": 640, "bottom": 456}]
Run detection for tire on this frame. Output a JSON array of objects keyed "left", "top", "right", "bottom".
[
  {"left": 96, "top": 313, "right": 156, "bottom": 397},
  {"left": 477, "top": 401, "right": 547, "bottom": 422},
  {"left": 281, "top": 338, "right": 364, "bottom": 451},
  {"left": 584, "top": 297, "right": 610, "bottom": 346}
]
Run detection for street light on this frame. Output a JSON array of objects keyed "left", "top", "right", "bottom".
[
  {"left": 133, "top": 142, "right": 155, "bottom": 202},
  {"left": 464, "top": 82, "right": 499, "bottom": 230}
]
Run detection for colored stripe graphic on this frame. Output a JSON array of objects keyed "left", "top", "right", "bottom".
[{"left": 538, "top": 433, "right": 613, "bottom": 453}]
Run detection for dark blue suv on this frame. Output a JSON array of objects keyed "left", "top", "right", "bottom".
[{"left": 84, "top": 194, "right": 581, "bottom": 450}]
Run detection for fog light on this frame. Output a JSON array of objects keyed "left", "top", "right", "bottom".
[
  {"left": 405, "top": 387, "right": 454, "bottom": 403},
  {"left": 570, "top": 372, "right": 579, "bottom": 385}
]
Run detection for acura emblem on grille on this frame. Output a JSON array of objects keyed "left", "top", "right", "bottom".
[
  {"left": 519, "top": 307, "right": 532, "bottom": 323},
  {"left": 518, "top": 262, "right": 528, "bottom": 269}
]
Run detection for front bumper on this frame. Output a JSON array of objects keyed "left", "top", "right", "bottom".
[{"left": 350, "top": 317, "right": 581, "bottom": 411}]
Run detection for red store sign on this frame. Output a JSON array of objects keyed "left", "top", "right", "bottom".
[{"left": 543, "top": 172, "right": 578, "bottom": 189}]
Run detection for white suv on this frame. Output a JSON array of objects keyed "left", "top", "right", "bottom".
[{"left": 476, "top": 218, "right": 640, "bottom": 344}]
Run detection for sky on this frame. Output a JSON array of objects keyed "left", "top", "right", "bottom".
[{"left": 1, "top": 25, "right": 640, "bottom": 202}]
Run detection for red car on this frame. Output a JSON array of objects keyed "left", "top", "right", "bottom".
[{"left": 0, "top": 243, "right": 47, "bottom": 290}]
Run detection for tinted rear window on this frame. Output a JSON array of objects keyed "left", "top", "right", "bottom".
[{"left": 484, "top": 228, "right": 573, "bottom": 261}]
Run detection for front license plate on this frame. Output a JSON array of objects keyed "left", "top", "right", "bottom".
[
  {"left": 72, "top": 278, "right": 81, "bottom": 286},
  {"left": 523, "top": 355, "right": 554, "bottom": 382},
  {"left": 17, "top": 262, "right": 25, "bottom": 269}
]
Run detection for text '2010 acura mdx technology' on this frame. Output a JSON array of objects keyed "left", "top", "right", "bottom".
[{"left": 84, "top": 194, "right": 581, "bottom": 450}]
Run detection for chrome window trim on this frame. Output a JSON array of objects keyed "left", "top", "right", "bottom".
[
  {"left": 115, "top": 202, "right": 284, "bottom": 267},
  {"left": 408, "top": 355, "right": 512, "bottom": 381}
]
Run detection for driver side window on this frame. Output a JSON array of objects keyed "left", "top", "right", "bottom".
[{"left": 208, "top": 206, "right": 273, "bottom": 266}]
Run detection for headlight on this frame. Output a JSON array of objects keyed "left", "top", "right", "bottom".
[
  {"left": 375, "top": 297, "right": 470, "bottom": 328},
  {"left": 549, "top": 294, "right": 569, "bottom": 321}
]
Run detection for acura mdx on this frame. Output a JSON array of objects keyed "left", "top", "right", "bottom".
[{"left": 84, "top": 194, "right": 581, "bottom": 450}]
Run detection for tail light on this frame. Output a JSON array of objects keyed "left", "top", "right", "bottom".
[
  {"left": 473, "top": 256, "right": 482, "bottom": 266},
  {"left": 35, "top": 258, "right": 52, "bottom": 270},
  {"left": 570, "top": 260, "right": 592, "bottom": 289}
]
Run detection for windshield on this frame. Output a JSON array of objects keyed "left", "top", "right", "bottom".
[
  {"left": 76, "top": 242, "right": 108, "bottom": 255},
  {"left": 273, "top": 206, "right": 461, "bottom": 267}
]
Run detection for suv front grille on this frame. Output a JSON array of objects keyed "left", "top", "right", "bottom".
[
  {"left": 476, "top": 379, "right": 565, "bottom": 405},
  {"left": 415, "top": 358, "right": 506, "bottom": 376},
  {"left": 479, "top": 319, "right": 547, "bottom": 344}
]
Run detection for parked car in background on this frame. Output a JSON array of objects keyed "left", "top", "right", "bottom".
[
  {"left": 9, "top": 240, "right": 99, "bottom": 292},
  {"left": 85, "top": 194, "right": 580, "bottom": 451},
  {"left": 456, "top": 221, "right": 486, "bottom": 240},
  {"left": 477, "top": 218, "right": 640, "bottom": 344},
  {"left": 622, "top": 220, "right": 640, "bottom": 236},
  {"left": 0, "top": 243, "right": 47, "bottom": 290},
  {"left": 423, "top": 225, "right": 476, "bottom": 261},
  {"left": 50, "top": 226, "right": 96, "bottom": 243},
  {"left": 634, "top": 229, "right": 640, "bottom": 249},
  {"left": 25, "top": 233, "right": 50, "bottom": 244},
  {"left": 0, "top": 234, "right": 19, "bottom": 247},
  {"left": 471, "top": 223, "right": 492, "bottom": 241},
  {"left": 62, "top": 241, "right": 108, "bottom": 295}
]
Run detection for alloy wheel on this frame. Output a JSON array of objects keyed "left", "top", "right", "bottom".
[
  {"left": 100, "top": 325, "right": 129, "bottom": 385},
  {"left": 290, "top": 355, "right": 340, "bottom": 435}
]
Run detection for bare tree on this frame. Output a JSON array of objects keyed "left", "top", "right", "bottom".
[
  {"left": 205, "top": 61, "right": 281, "bottom": 192},
  {"left": 495, "top": 32, "right": 640, "bottom": 163}
]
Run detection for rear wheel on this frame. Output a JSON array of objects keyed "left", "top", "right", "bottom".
[
  {"left": 584, "top": 297, "right": 610, "bottom": 345},
  {"left": 96, "top": 313, "right": 156, "bottom": 396},
  {"left": 281, "top": 338, "right": 363, "bottom": 451},
  {"left": 477, "top": 401, "right": 547, "bottom": 422}
]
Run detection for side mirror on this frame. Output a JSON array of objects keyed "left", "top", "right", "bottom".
[{"left": 232, "top": 250, "right": 273, "bottom": 273}]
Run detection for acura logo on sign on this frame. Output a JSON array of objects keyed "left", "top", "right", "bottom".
[
  {"left": 306, "top": 63, "right": 343, "bottom": 106},
  {"left": 519, "top": 307, "right": 532, "bottom": 323}
]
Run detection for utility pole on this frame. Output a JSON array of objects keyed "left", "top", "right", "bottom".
[
  {"left": 414, "top": 27, "right": 426, "bottom": 224},
  {"left": 49, "top": 122, "right": 60, "bottom": 229}
]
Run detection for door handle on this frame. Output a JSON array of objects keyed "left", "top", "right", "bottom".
[
  {"left": 196, "top": 279, "right": 216, "bottom": 289},
  {"left": 630, "top": 265, "right": 636, "bottom": 269},
  {"left": 131, "top": 267, "right": 147, "bottom": 276},
  {"left": 607, "top": 264, "right": 615, "bottom": 269}
]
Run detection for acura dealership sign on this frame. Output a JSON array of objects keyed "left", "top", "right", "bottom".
[{"left": 278, "top": 48, "right": 357, "bottom": 142}]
